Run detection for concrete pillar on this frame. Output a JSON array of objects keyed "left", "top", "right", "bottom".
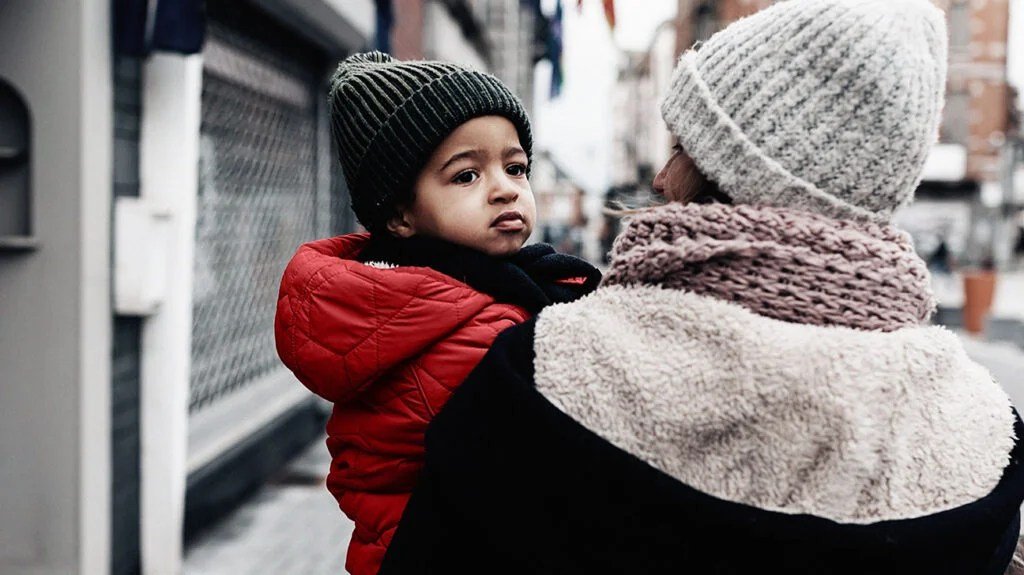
[
  {"left": 0, "top": 0, "right": 113, "bottom": 573},
  {"left": 137, "top": 53, "right": 203, "bottom": 575}
]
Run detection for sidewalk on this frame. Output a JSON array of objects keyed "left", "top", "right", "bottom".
[
  {"left": 960, "top": 333, "right": 1024, "bottom": 408},
  {"left": 184, "top": 438, "right": 352, "bottom": 575},
  {"left": 184, "top": 334, "right": 1024, "bottom": 574}
]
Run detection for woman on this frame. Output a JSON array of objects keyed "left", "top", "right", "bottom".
[{"left": 380, "top": 0, "right": 1024, "bottom": 573}]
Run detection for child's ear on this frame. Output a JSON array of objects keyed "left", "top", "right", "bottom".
[{"left": 386, "top": 207, "right": 416, "bottom": 238}]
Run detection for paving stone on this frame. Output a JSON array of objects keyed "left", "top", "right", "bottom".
[{"left": 184, "top": 437, "right": 352, "bottom": 575}]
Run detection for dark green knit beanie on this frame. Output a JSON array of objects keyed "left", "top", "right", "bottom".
[{"left": 329, "top": 52, "right": 533, "bottom": 233}]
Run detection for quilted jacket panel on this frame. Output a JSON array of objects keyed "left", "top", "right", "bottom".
[{"left": 275, "top": 234, "right": 528, "bottom": 575}]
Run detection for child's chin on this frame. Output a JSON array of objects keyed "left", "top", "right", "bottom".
[{"left": 484, "top": 239, "right": 526, "bottom": 257}]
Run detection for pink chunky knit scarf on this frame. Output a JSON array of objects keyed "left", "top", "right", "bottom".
[{"left": 602, "top": 203, "right": 935, "bottom": 332}]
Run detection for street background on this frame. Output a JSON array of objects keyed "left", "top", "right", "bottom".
[{"left": 0, "top": 1, "right": 1023, "bottom": 574}]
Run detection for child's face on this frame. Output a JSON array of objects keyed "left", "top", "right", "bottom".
[{"left": 388, "top": 116, "right": 536, "bottom": 257}]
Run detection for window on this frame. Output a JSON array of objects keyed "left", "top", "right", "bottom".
[{"left": 0, "top": 77, "right": 32, "bottom": 247}]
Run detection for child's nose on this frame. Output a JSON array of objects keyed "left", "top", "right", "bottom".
[{"left": 489, "top": 178, "right": 520, "bottom": 204}]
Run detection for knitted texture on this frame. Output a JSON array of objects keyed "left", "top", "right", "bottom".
[
  {"left": 661, "top": 0, "right": 947, "bottom": 223},
  {"left": 329, "top": 52, "right": 533, "bottom": 232},
  {"left": 602, "top": 203, "right": 935, "bottom": 332}
]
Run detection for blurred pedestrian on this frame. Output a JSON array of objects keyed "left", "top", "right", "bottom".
[
  {"left": 380, "top": 1, "right": 1024, "bottom": 573},
  {"left": 274, "top": 52, "right": 600, "bottom": 575},
  {"left": 928, "top": 238, "right": 953, "bottom": 274}
]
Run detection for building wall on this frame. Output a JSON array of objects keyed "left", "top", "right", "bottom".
[
  {"left": 190, "top": 1, "right": 326, "bottom": 417},
  {"left": 611, "top": 20, "right": 678, "bottom": 188},
  {"left": 717, "top": 0, "right": 773, "bottom": 23},
  {"left": 393, "top": 0, "right": 426, "bottom": 59},
  {"left": 111, "top": 52, "right": 144, "bottom": 575},
  {"left": 391, "top": 0, "right": 539, "bottom": 111},
  {"left": 647, "top": 22, "right": 678, "bottom": 176},
  {"left": 516, "top": 5, "right": 537, "bottom": 115},
  {"left": 675, "top": 0, "right": 774, "bottom": 54},
  {"left": 479, "top": 0, "right": 538, "bottom": 115},
  {"left": 110, "top": 316, "right": 142, "bottom": 575},
  {"left": 944, "top": 0, "right": 1009, "bottom": 182},
  {"left": 0, "top": 0, "right": 112, "bottom": 573},
  {"left": 423, "top": 1, "right": 488, "bottom": 70},
  {"left": 531, "top": 151, "right": 587, "bottom": 256},
  {"left": 480, "top": 0, "right": 516, "bottom": 82},
  {"left": 610, "top": 52, "right": 648, "bottom": 185},
  {"left": 180, "top": 0, "right": 346, "bottom": 544}
]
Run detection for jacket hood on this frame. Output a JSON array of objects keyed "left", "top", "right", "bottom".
[{"left": 275, "top": 233, "right": 505, "bottom": 404}]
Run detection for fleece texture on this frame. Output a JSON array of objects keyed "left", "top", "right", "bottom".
[{"left": 534, "top": 285, "right": 1014, "bottom": 523}]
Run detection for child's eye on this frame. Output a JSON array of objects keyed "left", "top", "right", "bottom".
[
  {"left": 506, "top": 164, "right": 527, "bottom": 177},
  {"left": 453, "top": 170, "right": 478, "bottom": 185}
]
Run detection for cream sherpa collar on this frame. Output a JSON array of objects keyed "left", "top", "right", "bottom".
[{"left": 534, "top": 286, "right": 1014, "bottom": 523}]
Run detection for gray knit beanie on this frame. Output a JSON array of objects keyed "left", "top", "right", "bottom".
[
  {"left": 329, "top": 52, "right": 533, "bottom": 233},
  {"left": 661, "top": 0, "right": 948, "bottom": 223}
]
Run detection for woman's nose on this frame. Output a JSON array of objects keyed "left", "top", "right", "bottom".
[{"left": 652, "top": 164, "right": 667, "bottom": 196}]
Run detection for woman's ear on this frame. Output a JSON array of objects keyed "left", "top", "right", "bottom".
[{"left": 386, "top": 207, "right": 416, "bottom": 238}]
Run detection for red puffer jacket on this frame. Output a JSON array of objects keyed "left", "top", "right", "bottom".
[{"left": 276, "top": 233, "right": 598, "bottom": 575}]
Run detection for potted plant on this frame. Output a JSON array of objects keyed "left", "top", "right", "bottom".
[{"left": 962, "top": 256, "right": 997, "bottom": 335}]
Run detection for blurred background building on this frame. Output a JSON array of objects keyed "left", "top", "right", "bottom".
[
  {"left": 2, "top": 1, "right": 1024, "bottom": 574},
  {"left": 605, "top": 18, "right": 675, "bottom": 260},
  {"left": 531, "top": 150, "right": 588, "bottom": 256}
]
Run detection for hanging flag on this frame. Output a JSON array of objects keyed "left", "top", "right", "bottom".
[
  {"left": 375, "top": 0, "right": 394, "bottom": 53},
  {"left": 603, "top": 0, "right": 616, "bottom": 29},
  {"left": 549, "top": 0, "right": 565, "bottom": 98},
  {"left": 114, "top": 0, "right": 150, "bottom": 56},
  {"left": 151, "top": 0, "right": 205, "bottom": 54}
]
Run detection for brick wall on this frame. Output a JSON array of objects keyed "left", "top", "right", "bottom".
[
  {"left": 393, "top": 0, "right": 425, "bottom": 59},
  {"left": 955, "top": 0, "right": 1009, "bottom": 181}
]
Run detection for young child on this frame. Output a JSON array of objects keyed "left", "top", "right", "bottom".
[{"left": 274, "top": 52, "right": 600, "bottom": 575}]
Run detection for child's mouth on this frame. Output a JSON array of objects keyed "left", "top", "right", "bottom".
[{"left": 491, "top": 211, "right": 526, "bottom": 232}]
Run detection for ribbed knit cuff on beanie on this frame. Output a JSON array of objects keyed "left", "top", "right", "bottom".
[
  {"left": 329, "top": 52, "right": 533, "bottom": 233},
  {"left": 661, "top": 0, "right": 947, "bottom": 224}
]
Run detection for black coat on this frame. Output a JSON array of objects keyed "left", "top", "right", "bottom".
[{"left": 381, "top": 320, "right": 1024, "bottom": 575}]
